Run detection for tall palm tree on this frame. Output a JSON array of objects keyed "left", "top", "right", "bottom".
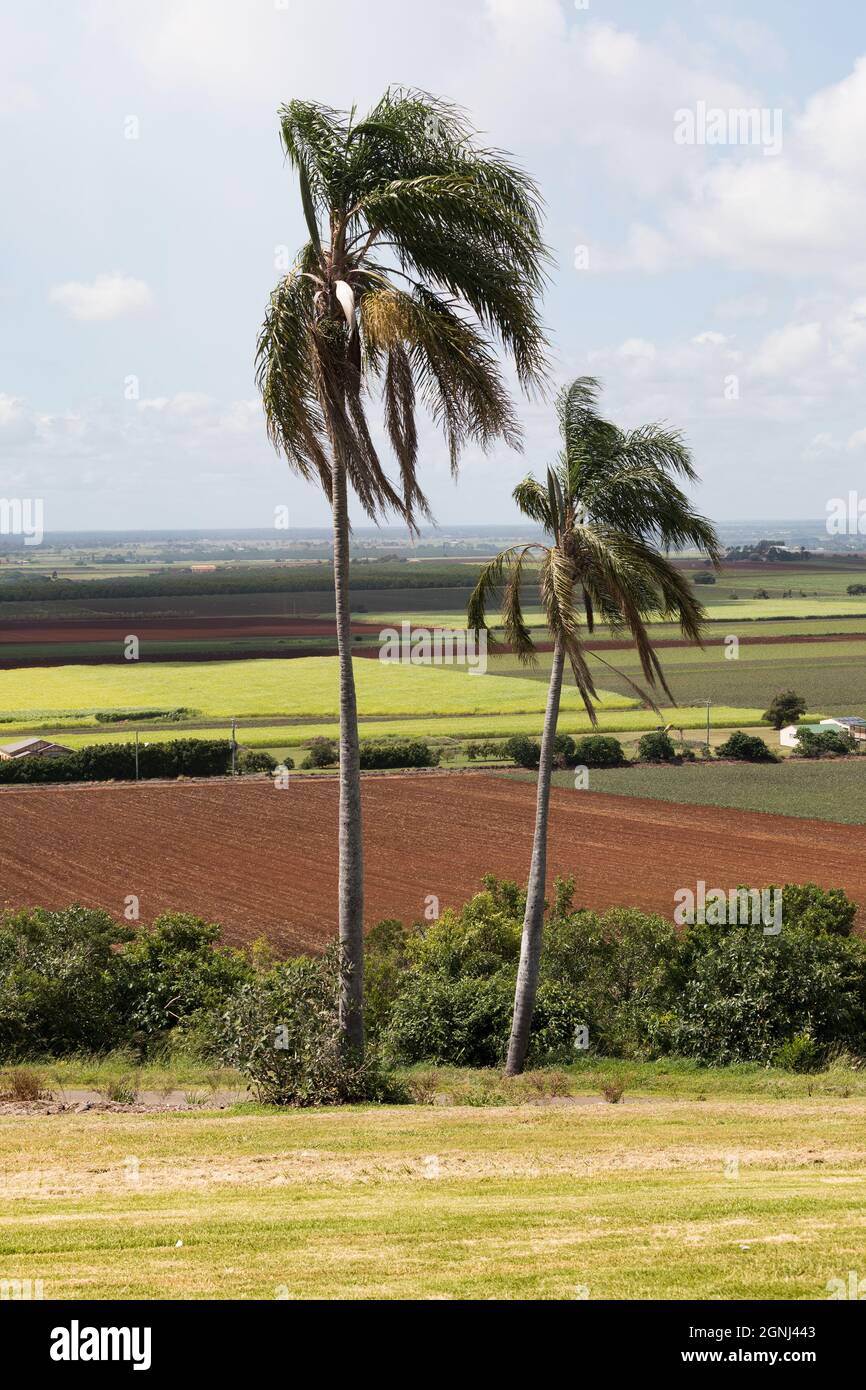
[
  {"left": 468, "top": 377, "right": 722, "bottom": 1075},
  {"left": 257, "top": 90, "right": 548, "bottom": 1058}
]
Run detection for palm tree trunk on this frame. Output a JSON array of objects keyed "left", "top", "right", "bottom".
[
  {"left": 505, "top": 634, "right": 566, "bottom": 1076},
  {"left": 331, "top": 449, "right": 364, "bottom": 1058}
]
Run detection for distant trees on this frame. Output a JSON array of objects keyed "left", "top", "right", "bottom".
[
  {"left": 763, "top": 690, "right": 807, "bottom": 729},
  {"left": 717, "top": 731, "right": 778, "bottom": 763}
]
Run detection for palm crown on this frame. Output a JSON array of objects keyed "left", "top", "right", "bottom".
[
  {"left": 468, "top": 377, "right": 723, "bottom": 718},
  {"left": 256, "top": 88, "right": 549, "bottom": 524}
]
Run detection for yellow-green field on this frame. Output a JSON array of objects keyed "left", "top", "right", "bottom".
[
  {"left": 362, "top": 597, "right": 866, "bottom": 627},
  {"left": 3, "top": 1091, "right": 866, "bottom": 1299},
  {"left": 0, "top": 706, "right": 772, "bottom": 750},
  {"left": 0, "top": 656, "right": 634, "bottom": 722}
]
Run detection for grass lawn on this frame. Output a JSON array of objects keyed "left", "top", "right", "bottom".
[
  {"left": 3, "top": 1072, "right": 866, "bottom": 1299},
  {"left": 504, "top": 757, "right": 866, "bottom": 825}
]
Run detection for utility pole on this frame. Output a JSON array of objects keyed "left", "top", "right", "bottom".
[
  {"left": 705, "top": 699, "right": 711, "bottom": 750},
  {"left": 231, "top": 717, "right": 237, "bottom": 776},
  {"left": 135, "top": 730, "right": 139, "bottom": 782}
]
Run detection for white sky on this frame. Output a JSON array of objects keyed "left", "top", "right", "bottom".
[{"left": 3, "top": 0, "right": 866, "bottom": 529}]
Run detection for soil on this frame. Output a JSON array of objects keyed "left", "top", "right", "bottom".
[{"left": 0, "top": 773, "right": 863, "bottom": 951}]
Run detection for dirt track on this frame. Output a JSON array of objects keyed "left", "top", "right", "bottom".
[{"left": 0, "top": 775, "right": 864, "bottom": 951}]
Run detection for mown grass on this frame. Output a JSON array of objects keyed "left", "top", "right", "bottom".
[{"left": 2, "top": 1078, "right": 866, "bottom": 1298}]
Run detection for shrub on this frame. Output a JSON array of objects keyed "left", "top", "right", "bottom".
[
  {"left": 794, "top": 728, "right": 854, "bottom": 758},
  {"left": 0, "top": 739, "right": 236, "bottom": 784},
  {"left": 571, "top": 735, "right": 627, "bottom": 768},
  {"left": 119, "top": 914, "right": 253, "bottom": 1049},
  {"left": 847, "top": 584, "right": 866, "bottom": 595},
  {"left": 384, "top": 973, "right": 515, "bottom": 1067},
  {"left": 237, "top": 749, "right": 279, "bottom": 774},
  {"left": 503, "top": 734, "right": 540, "bottom": 768},
  {"left": 779, "top": 883, "right": 857, "bottom": 937},
  {"left": 636, "top": 730, "right": 678, "bottom": 763},
  {"left": 464, "top": 740, "right": 502, "bottom": 761},
  {"left": 216, "top": 949, "right": 405, "bottom": 1105},
  {"left": 693, "top": 572, "right": 716, "bottom": 585},
  {"left": 671, "top": 924, "right": 866, "bottom": 1064},
  {"left": 301, "top": 737, "right": 338, "bottom": 769},
  {"left": 358, "top": 740, "right": 439, "bottom": 769},
  {"left": 0, "top": 905, "right": 131, "bottom": 1059},
  {"left": 763, "top": 690, "right": 807, "bottom": 730},
  {"left": 772, "top": 1033, "right": 823, "bottom": 1073},
  {"left": 717, "top": 731, "right": 778, "bottom": 762}
]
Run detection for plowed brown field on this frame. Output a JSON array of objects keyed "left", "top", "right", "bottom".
[{"left": 0, "top": 774, "right": 863, "bottom": 951}]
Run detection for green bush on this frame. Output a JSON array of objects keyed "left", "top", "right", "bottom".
[
  {"left": 717, "top": 731, "right": 778, "bottom": 762},
  {"left": 794, "top": 728, "right": 855, "bottom": 758},
  {"left": 383, "top": 972, "right": 515, "bottom": 1067},
  {"left": 216, "top": 949, "right": 405, "bottom": 1105},
  {"left": 636, "top": 730, "right": 678, "bottom": 763},
  {"left": 0, "top": 739, "right": 236, "bottom": 784},
  {"left": 672, "top": 923, "right": 866, "bottom": 1064},
  {"left": 237, "top": 749, "right": 280, "bottom": 774},
  {"left": 503, "top": 734, "right": 540, "bottom": 768},
  {"left": 358, "top": 740, "right": 439, "bottom": 769},
  {"left": 300, "top": 737, "right": 338, "bottom": 769},
  {"left": 772, "top": 1033, "right": 823, "bottom": 1073},
  {"left": 464, "top": 740, "right": 502, "bottom": 761},
  {"left": 571, "top": 735, "right": 627, "bottom": 768},
  {"left": 779, "top": 882, "right": 857, "bottom": 937},
  {"left": 0, "top": 906, "right": 131, "bottom": 1059},
  {"left": 119, "top": 914, "right": 253, "bottom": 1048}
]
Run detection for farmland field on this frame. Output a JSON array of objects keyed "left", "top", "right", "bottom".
[
  {"left": 2, "top": 1094, "right": 866, "bottom": 1299},
  {"left": 0, "top": 775, "right": 863, "bottom": 949},
  {"left": 489, "top": 637, "right": 866, "bottom": 715},
  {"left": 0, "top": 655, "right": 634, "bottom": 722},
  {"left": 511, "top": 758, "right": 866, "bottom": 826}
]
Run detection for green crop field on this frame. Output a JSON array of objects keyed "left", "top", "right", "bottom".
[
  {"left": 0, "top": 656, "right": 637, "bottom": 724},
  {"left": 504, "top": 757, "right": 866, "bottom": 825},
  {"left": 360, "top": 597, "right": 866, "bottom": 628},
  {"left": 489, "top": 638, "right": 866, "bottom": 716},
  {"left": 2, "top": 1082, "right": 866, "bottom": 1299},
  {"left": 0, "top": 705, "right": 772, "bottom": 753}
]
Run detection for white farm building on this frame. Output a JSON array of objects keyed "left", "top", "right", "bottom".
[{"left": 779, "top": 717, "right": 866, "bottom": 749}]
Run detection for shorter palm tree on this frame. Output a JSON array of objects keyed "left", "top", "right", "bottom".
[{"left": 468, "top": 377, "right": 721, "bottom": 1075}]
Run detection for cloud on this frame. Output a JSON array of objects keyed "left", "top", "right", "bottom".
[
  {"left": 49, "top": 273, "right": 153, "bottom": 322},
  {"left": 714, "top": 293, "right": 769, "bottom": 321},
  {"left": 608, "top": 54, "right": 866, "bottom": 281}
]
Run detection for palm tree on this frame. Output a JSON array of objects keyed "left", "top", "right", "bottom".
[
  {"left": 468, "top": 377, "right": 721, "bottom": 1075},
  {"left": 256, "top": 91, "right": 548, "bottom": 1058}
]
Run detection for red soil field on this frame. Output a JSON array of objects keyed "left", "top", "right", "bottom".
[
  {"left": 0, "top": 615, "right": 382, "bottom": 643},
  {"left": 0, "top": 774, "right": 863, "bottom": 952}
]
